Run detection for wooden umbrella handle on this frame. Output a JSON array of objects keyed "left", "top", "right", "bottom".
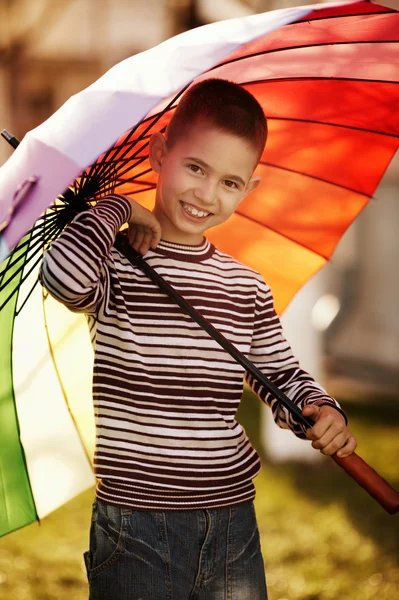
[{"left": 332, "top": 452, "right": 399, "bottom": 514}]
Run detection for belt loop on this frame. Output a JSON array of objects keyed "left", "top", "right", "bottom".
[{"left": 121, "top": 506, "right": 133, "bottom": 518}]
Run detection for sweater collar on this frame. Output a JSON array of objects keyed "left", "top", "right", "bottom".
[{"left": 149, "top": 238, "right": 215, "bottom": 263}]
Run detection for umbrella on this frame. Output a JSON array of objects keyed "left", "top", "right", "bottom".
[{"left": 1, "top": 0, "right": 398, "bottom": 536}]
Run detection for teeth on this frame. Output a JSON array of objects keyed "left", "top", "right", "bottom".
[{"left": 182, "top": 202, "right": 210, "bottom": 218}]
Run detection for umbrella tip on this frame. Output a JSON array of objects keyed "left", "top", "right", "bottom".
[{"left": 1, "top": 129, "right": 19, "bottom": 149}]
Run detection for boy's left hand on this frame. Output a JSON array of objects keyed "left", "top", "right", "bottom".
[{"left": 302, "top": 404, "right": 357, "bottom": 458}]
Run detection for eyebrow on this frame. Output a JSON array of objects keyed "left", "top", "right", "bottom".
[{"left": 186, "top": 156, "right": 246, "bottom": 187}]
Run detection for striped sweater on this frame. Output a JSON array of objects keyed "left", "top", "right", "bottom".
[{"left": 39, "top": 195, "right": 346, "bottom": 510}]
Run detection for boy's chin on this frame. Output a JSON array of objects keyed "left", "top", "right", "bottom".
[
  {"left": 176, "top": 214, "right": 214, "bottom": 233},
  {"left": 169, "top": 220, "right": 212, "bottom": 244}
]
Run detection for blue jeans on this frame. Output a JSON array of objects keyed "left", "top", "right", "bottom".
[{"left": 84, "top": 497, "right": 268, "bottom": 599}]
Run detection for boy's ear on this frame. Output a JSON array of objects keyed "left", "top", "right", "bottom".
[
  {"left": 241, "top": 176, "right": 261, "bottom": 200},
  {"left": 149, "top": 132, "right": 167, "bottom": 173}
]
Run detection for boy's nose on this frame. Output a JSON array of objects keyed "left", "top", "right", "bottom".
[{"left": 193, "top": 181, "right": 217, "bottom": 206}]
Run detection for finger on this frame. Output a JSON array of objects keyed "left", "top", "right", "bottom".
[
  {"left": 132, "top": 227, "right": 145, "bottom": 252},
  {"left": 127, "top": 224, "right": 137, "bottom": 245},
  {"left": 303, "top": 405, "right": 321, "bottom": 440},
  {"left": 139, "top": 229, "right": 154, "bottom": 255},
  {"left": 310, "top": 423, "right": 337, "bottom": 449},
  {"left": 306, "top": 414, "right": 336, "bottom": 441},
  {"left": 336, "top": 436, "right": 358, "bottom": 458},
  {"left": 317, "top": 432, "right": 350, "bottom": 456},
  {"left": 150, "top": 224, "right": 162, "bottom": 249},
  {"left": 144, "top": 219, "right": 161, "bottom": 247}
]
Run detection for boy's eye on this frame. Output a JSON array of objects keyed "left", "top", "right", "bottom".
[
  {"left": 188, "top": 164, "right": 202, "bottom": 174},
  {"left": 224, "top": 180, "right": 238, "bottom": 189}
]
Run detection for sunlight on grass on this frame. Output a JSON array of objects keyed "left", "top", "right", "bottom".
[{"left": 0, "top": 392, "right": 398, "bottom": 599}]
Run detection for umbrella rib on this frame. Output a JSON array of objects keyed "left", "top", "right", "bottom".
[
  {"left": 115, "top": 178, "right": 155, "bottom": 188},
  {"left": 211, "top": 39, "right": 399, "bottom": 70},
  {"left": 113, "top": 165, "right": 153, "bottom": 184},
  {"left": 0, "top": 212, "right": 59, "bottom": 272},
  {"left": 0, "top": 219, "right": 56, "bottom": 288},
  {"left": 34, "top": 205, "right": 64, "bottom": 216},
  {"left": 93, "top": 164, "right": 121, "bottom": 192},
  {"left": 0, "top": 253, "right": 45, "bottom": 311},
  {"left": 297, "top": 8, "right": 397, "bottom": 24},
  {"left": 113, "top": 185, "right": 156, "bottom": 196},
  {"left": 242, "top": 75, "right": 399, "bottom": 88},
  {"left": 101, "top": 154, "right": 149, "bottom": 180},
  {"left": 0, "top": 240, "right": 24, "bottom": 288},
  {"left": 94, "top": 131, "right": 161, "bottom": 185},
  {"left": 56, "top": 193, "right": 73, "bottom": 205},
  {"left": 123, "top": 107, "right": 176, "bottom": 130},
  {"left": 15, "top": 279, "right": 40, "bottom": 316},
  {"left": 98, "top": 154, "right": 147, "bottom": 168},
  {"left": 1, "top": 219, "right": 59, "bottom": 262},
  {"left": 258, "top": 159, "right": 372, "bottom": 198},
  {"left": 0, "top": 223, "right": 59, "bottom": 294},
  {"left": 267, "top": 115, "right": 399, "bottom": 140},
  {"left": 11, "top": 211, "right": 59, "bottom": 238}
]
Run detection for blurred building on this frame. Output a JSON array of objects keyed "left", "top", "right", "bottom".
[{"left": 0, "top": 0, "right": 398, "bottom": 402}]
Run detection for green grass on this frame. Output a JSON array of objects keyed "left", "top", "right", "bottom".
[{"left": 0, "top": 392, "right": 398, "bottom": 600}]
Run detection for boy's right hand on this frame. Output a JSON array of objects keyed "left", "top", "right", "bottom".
[{"left": 125, "top": 197, "right": 162, "bottom": 255}]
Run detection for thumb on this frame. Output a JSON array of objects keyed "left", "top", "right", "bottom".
[{"left": 302, "top": 404, "right": 321, "bottom": 421}]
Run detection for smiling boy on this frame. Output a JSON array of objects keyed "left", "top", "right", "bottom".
[
  {"left": 148, "top": 118, "right": 260, "bottom": 246},
  {"left": 39, "top": 79, "right": 357, "bottom": 600}
]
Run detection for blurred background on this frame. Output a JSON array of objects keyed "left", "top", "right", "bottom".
[{"left": 0, "top": 1, "right": 398, "bottom": 599}]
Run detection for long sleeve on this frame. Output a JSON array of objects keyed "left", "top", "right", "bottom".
[
  {"left": 245, "top": 278, "right": 347, "bottom": 439},
  {"left": 38, "top": 195, "right": 131, "bottom": 314}
]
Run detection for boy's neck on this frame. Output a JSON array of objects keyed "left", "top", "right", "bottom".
[
  {"left": 159, "top": 231, "right": 205, "bottom": 246},
  {"left": 153, "top": 210, "right": 206, "bottom": 246}
]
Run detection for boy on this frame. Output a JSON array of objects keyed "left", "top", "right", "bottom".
[{"left": 39, "top": 79, "right": 357, "bottom": 600}]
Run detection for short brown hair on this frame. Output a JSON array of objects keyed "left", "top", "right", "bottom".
[{"left": 166, "top": 78, "right": 267, "bottom": 162}]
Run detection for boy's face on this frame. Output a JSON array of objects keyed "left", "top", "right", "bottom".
[{"left": 149, "top": 120, "right": 261, "bottom": 245}]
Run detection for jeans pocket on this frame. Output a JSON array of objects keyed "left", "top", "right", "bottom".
[
  {"left": 88, "top": 500, "right": 128, "bottom": 579},
  {"left": 83, "top": 550, "right": 92, "bottom": 579}
]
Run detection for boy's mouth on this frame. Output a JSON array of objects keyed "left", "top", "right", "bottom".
[{"left": 180, "top": 201, "right": 213, "bottom": 220}]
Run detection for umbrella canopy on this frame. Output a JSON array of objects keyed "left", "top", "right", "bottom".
[{"left": 0, "top": 0, "right": 398, "bottom": 536}]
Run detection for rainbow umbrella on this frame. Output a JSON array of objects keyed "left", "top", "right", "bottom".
[{"left": 1, "top": 0, "right": 398, "bottom": 536}]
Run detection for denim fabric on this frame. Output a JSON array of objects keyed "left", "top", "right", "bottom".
[{"left": 84, "top": 497, "right": 267, "bottom": 599}]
